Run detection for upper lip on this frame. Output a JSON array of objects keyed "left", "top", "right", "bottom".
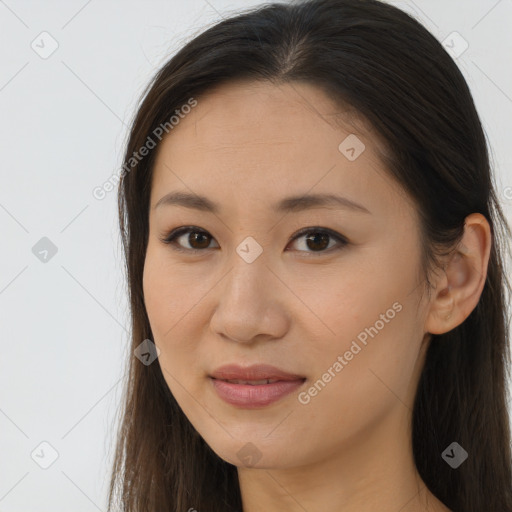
[{"left": 210, "top": 364, "right": 305, "bottom": 381}]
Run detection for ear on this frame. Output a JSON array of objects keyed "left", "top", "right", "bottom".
[{"left": 424, "top": 213, "right": 492, "bottom": 335}]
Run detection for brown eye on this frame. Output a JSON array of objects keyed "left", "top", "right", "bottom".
[
  {"left": 288, "top": 228, "right": 348, "bottom": 254},
  {"left": 302, "top": 232, "right": 330, "bottom": 251},
  {"left": 185, "top": 231, "right": 212, "bottom": 249},
  {"left": 162, "top": 226, "right": 219, "bottom": 252}
]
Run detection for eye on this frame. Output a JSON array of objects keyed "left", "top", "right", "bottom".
[
  {"left": 160, "top": 225, "right": 348, "bottom": 255},
  {"left": 287, "top": 227, "right": 348, "bottom": 254},
  {"left": 160, "top": 226, "right": 219, "bottom": 252}
]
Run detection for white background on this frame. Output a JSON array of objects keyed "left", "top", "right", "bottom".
[{"left": 1, "top": 0, "right": 511, "bottom": 510}]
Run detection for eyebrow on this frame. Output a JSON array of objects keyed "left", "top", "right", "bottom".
[{"left": 153, "top": 191, "right": 371, "bottom": 215}]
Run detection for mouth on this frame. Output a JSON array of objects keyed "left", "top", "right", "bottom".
[
  {"left": 208, "top": 363, "right": 307, "bottom": 408},
  {"left": 209, "top": 376, "right": 307, "bottom": 408}
]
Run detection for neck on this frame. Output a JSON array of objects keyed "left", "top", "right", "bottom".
[{"left": 236, "top": 403, "right": 451, "bottom": 512}]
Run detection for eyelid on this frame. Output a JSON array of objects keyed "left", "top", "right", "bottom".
[{"left": 160, "top": 225, "right": 348, "bottom": 255}]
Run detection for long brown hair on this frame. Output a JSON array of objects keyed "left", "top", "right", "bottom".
[{"left": 108, "top": 0, "right": 512, "bottom": 510}]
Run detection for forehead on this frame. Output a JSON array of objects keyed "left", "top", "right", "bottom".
[
  {"left": 150, "top": 80, "right": 410, "bottom": 219},
  {"left": 159, "top": 80, "right": 374, "bottom": 155}
]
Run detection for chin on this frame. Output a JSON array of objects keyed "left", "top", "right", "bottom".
[{"left": 203, "top": 435, "right": 299, "bottom": 470}]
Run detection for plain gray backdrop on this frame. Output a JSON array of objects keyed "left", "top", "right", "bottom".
[{"left": 1, "top": 0, "right": 511, "bottom": 510}]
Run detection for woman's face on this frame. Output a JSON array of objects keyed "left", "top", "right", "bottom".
[{"left": 143, "top": 80, "right": 432, "bottom": 469}]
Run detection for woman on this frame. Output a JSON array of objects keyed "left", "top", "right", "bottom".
[{"left": 108, "top": 0, "right": 512, "bottom": 510}]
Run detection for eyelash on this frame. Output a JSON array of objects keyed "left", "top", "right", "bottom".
[{"left": 159, "top": 225, "right": 349, "bottom": 256}]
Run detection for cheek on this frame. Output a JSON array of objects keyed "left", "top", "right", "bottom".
[
  {"left": 142, "top": 249, "right": 198, "bottom": 337},
  {"left": 294, "top": 304, "right": 421, "bottom": 452},
  {"left": 142, "top": 249, "right": 208, "bottom": 382},
  {"left": 298, "top": 251, "right": 423, "bottom": 400}
]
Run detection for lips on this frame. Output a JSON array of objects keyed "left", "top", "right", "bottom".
[
  {"left": 209, "top": 364, "right": 306, "bottom": 408},
  {"left": 209, "top": 363, "right": 305, "bottom": 383}
]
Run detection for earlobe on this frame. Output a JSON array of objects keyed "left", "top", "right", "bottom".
[{"left": 424, "top": 213, "right": 492, "bottom": 335}]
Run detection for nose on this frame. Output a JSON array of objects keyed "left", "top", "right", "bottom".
[{"left": 209, "top": 251, "right": 290, "bottom": 344}]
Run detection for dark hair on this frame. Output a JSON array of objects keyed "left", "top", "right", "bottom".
[{"left": 108, "top": 0, "right": 512, "bottom": 510}]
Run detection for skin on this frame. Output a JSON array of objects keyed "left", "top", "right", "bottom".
[{"left": 142, "top": 80, "right": 491, "bottom": 512}]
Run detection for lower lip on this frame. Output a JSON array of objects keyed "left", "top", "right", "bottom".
[{"left": 210, "top": 377, "right": 306, "bottom": 408}]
